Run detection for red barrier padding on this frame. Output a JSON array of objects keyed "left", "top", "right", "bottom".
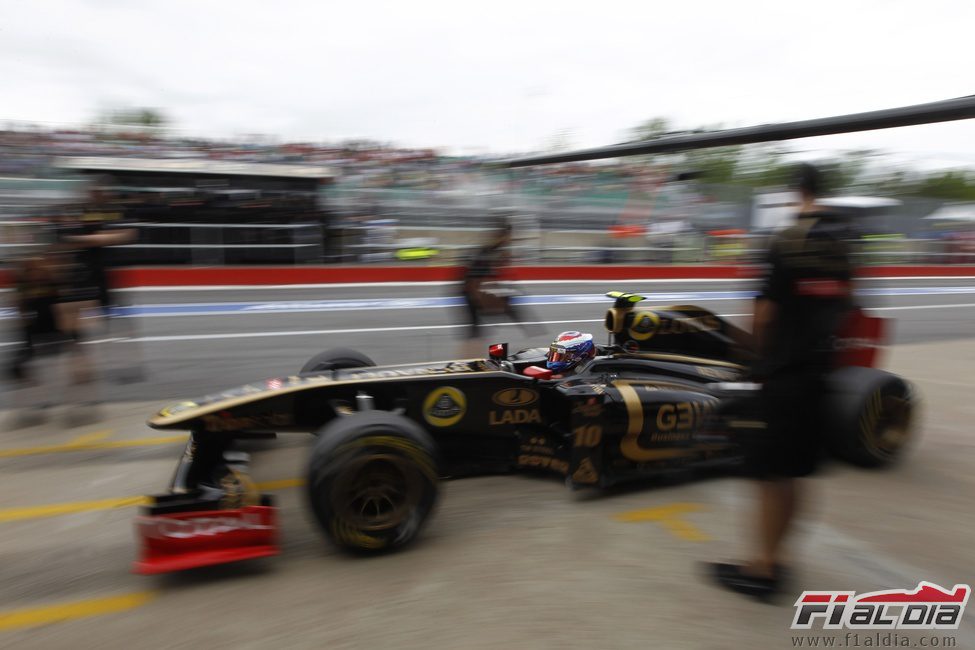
[
  {"left": 108, "top": 265, "right": 754, "bottom": 286},
  {"left": 4, "top": 265, "right": 975, "bottom": 289},
  {"left": 834, "top": 309, "right": 888, "bottom": 368},
  {"left": 133, "top": 505, "right": 277, "bottom": 575},
  {"left": 111, "top": 266, "right": 462, "bottom": 286}
]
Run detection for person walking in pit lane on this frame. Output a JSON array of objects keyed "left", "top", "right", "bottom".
[
  {"left": 6, "top": 250, "right": 68, "bottom": 426},
  {"left": 50, "top": 183, "right": 138, "bottom": 418},
  {"left": 457, "top": 215, "right": 539, "bottom": 357},
  {"left": 706, "top": 163, "right": 856, "bottom": 600}
]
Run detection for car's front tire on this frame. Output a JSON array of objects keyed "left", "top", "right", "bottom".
[{"left": 306, "top": 411, "right": 440, "bottom": 553}]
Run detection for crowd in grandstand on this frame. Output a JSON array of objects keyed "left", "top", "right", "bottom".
[{"left": 0, "top": 125, "right": 644, "bottom": 197}]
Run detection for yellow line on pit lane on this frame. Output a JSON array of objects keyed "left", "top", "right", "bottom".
[
  {"left": 0, "top": 434, "right": 189, "bottom": 458},
  {"left": 0, "top": 496, "right": 151, "bottom": 523},
  {"left": 0, "top": 479, "right": 305, "bottom": 523},
  {"left": 0, "top": 591, "right": 156, "bottom": 632},
  {"left": 614, "top": 503, "right": 711, "bottom": 542}
]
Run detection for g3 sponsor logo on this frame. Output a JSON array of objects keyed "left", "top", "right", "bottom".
[
  {"left": 655, "top": 400, "right": 717, "bottom": 433},
  {"left": 423, "top": 386, "right": 467, "bottom": 427},
  {"left": 615, "top": 381, "right": 718, "bottom": 462},
  {"left": 492, "top": 388, "right": 539, "bottom": 407}
]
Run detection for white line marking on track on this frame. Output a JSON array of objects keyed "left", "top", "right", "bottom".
[{"left": 869, "top": 302, "right": 975, "bottom": 311}]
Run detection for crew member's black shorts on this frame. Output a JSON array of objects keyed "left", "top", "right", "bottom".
[{"left": 746, "top": 371, "right": 828, "bottom": 479}]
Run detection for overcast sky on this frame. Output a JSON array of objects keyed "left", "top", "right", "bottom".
[{"left": 3, "top": 1, "right": 973, "bottom": 165}]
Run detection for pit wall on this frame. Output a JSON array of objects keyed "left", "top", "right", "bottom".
[{"left": 40, "top": 264, "right": 975, "bottom": 288}]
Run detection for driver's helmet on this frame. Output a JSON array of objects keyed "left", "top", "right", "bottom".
[{"left": 546, "top": 331, "right": 596, "bottom": 372}]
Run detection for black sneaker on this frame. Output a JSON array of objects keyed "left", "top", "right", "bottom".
[{"left": 706, "top": 562, "right": 780, "bottom": 602}]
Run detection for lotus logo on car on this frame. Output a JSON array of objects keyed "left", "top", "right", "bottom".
[
  {"left": 492, "top": 388, "right": 538, "bottom": 407},
  {"left": 423, "top": 386, "right": 466, "bottom": 427}
]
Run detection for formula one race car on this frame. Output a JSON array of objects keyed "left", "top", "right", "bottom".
[{"left": 134, "top": 292, "right": 916, "bottom": 574}]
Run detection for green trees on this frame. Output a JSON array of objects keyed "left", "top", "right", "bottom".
[{"left": 627, "top": 118, "right": 975, "bottom": 200}]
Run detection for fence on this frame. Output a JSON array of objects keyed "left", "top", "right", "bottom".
[
  {"left": 2, "top": 179, "right": 974, "bottom": 266},
  {"left": 2, "top": 216, "right": 974, "bottom": 267}
]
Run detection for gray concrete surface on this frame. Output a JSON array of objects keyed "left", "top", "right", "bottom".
[{"left": 0, "top": 338, "right": 973, "bottom": 649}]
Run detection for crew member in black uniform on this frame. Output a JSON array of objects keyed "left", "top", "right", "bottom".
[
  {"left": 709, "top": 163, "right": 855, "bottom": 599},
  {"left": 458, "top": 216, "right": 540, "bottom": 356},
  {"left": 8, "top": 252, "right": 64, "bottom": 384},
  {"left": 56, "top": 182, "right": 135, "bottom": 317},
  {"left": 53, "top": 182, "right": 138, "bottom": 401},
  {"left": 461, "top": 218, "right": 514, "bottom": 339}
]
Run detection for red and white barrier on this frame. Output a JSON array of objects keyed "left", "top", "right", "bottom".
[{"left": 3, "top": 265, "right": 975, "bottom": 289}]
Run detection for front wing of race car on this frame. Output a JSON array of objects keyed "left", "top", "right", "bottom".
[
  {"left": 133, "top": 435, "right": 280, "bottom": 574},
  {"left": 134, "top": 502, "right": 277, "bottom": 575}
]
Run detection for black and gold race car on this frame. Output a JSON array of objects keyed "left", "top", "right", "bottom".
[{"left": 134, "top": 292, "right": 916, "bottom": 574}]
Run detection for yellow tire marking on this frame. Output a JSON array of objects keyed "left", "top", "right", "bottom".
[
  {"left": 614, "top": 503, "right": 710, "bottom": 542},
  {"left": 0, "top": 435, "right": 188, "bottom": 459},
  {"left": 0, "top": 478, "right": 304, "bottom": 523},
  {"left": 0, "top": 591, "right": 156, "bottom": 632}
]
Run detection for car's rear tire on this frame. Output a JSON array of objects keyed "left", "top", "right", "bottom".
[
  {"left": 300, "top": 348, "right": 375, "bottom": 374},
  {"left": 306, "top": 411, "right": 440, "bottom": 553},
  {"left": 826, "top": 367, "right": 917, "bottom": 468}
]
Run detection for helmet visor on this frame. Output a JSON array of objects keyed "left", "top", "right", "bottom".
[{"left": 547, "top": 345, "right": 568, "bottom": 365}]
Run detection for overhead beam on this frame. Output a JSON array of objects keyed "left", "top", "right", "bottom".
[{"left": 502, "top": 95, "right": 975, "bottom": 167}]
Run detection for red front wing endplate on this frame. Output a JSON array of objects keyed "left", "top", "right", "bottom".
[{"left": 133, "top": 504, "right": 278, "bottom": 575}]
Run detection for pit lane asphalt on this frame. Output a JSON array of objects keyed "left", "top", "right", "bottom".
[
  {"left": 3, "top": 277, "right": 974, "bottom": 403},
  {"left": 0, "top": 338, "right": 973, "bottom": 649}
]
